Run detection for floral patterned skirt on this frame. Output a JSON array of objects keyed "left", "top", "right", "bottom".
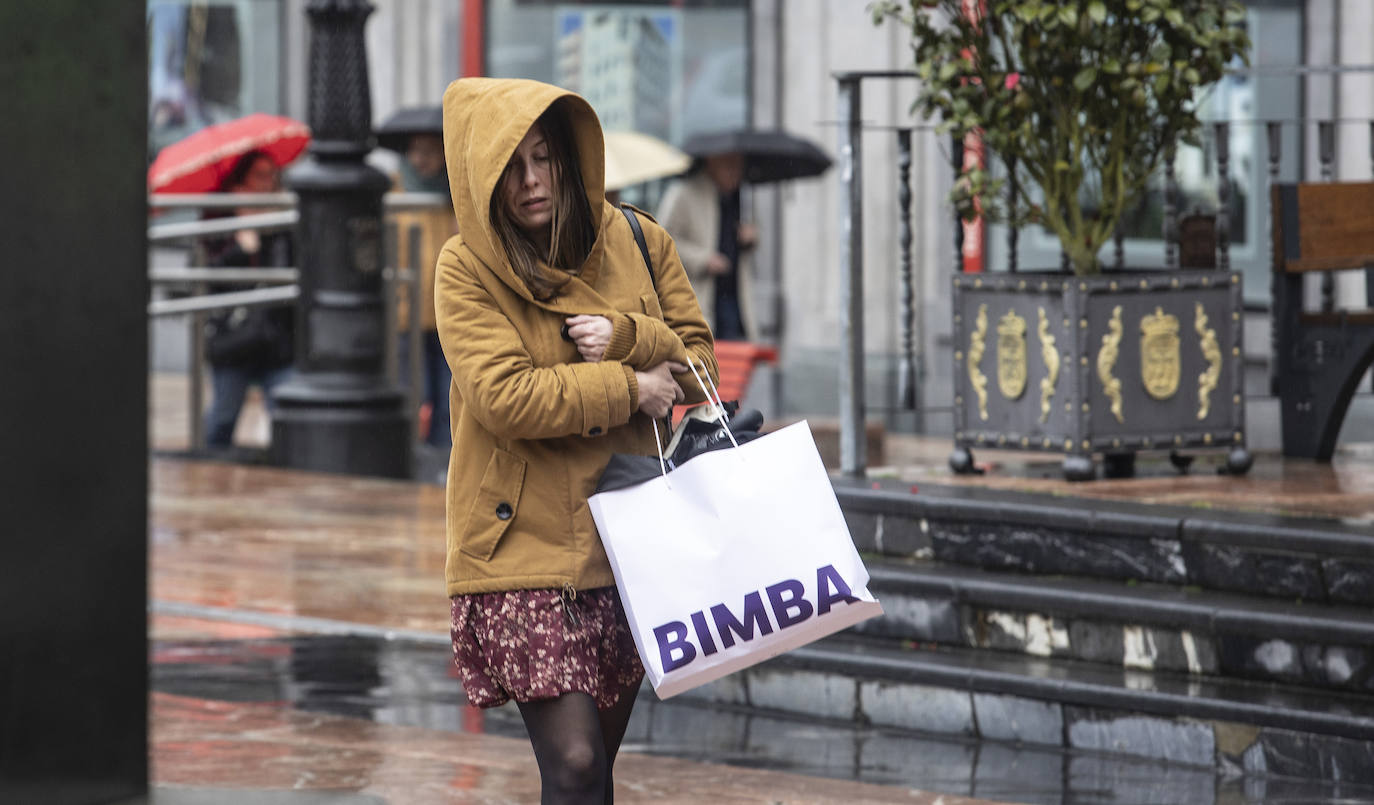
[{"left": 449, "top": 586, "right": 645, "bottom": 710}]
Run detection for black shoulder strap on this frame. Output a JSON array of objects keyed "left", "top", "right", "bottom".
[
  {"left": 619, "top": 203, "right": 672, "bottom": 437},
  {"left": 619, "top": 203, "right": 656, "bottom": 291}
]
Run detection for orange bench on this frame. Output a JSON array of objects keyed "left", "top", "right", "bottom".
[{"left": 674, "top": 340, "right": 778, "bottom": 424}]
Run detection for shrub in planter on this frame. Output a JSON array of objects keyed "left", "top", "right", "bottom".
[
  {"left": 872, "top": 0, "right": 1253, "bottom": 479},
  {"left": 873, "top": 0, "right": 1250, "bottom": 275}
]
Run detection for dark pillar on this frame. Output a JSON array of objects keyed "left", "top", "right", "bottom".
[
  {"left": 0, "top": 2, "right": 148, "bottom": 803},
  {"left": 272, "top": 0, "right": 411, "bottom": 478}
]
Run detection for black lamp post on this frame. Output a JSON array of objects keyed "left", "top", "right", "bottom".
[{"left": 272, "top": 0, "right": 410, "bottom": 478}]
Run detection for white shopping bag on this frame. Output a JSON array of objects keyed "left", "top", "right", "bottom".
[{"left": 589, "top": 418, "right": 883, "bottom": 699}]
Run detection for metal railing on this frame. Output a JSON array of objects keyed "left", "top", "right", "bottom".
[
  {"left": 148, "top": 267, "right": 300, "bottom": 285},
  {"left": 148, "top": 283, "right": 301, "bottom": 317},
  {"left": 149, "top": 192, "right": 448, "bottom": 451},
  {"left": 149, "top": 210, "right": 298, "bottom": 242},
  {"left": 149, "top": 191, "right": 449, "bottom": 212}
]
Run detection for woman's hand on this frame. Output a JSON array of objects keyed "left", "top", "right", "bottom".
[
  {"left": 565, "top": 314, "right": 613, "bottom": 362},
  {"left": 634, "top": 361, "right": 687, "bottom": 419},
  {"left": 705, "top": 253, "right": 731, "bottom": 276},
  {"left": 738, "top": 222, "right": 758, "bottom": 251},
  {"left": 233, "top": 228, "right": 261, "bottom": 254}
]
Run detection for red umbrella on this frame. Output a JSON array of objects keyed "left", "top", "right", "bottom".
[{"left": 148, "top": 113, "right": 311, "bottom": 194}]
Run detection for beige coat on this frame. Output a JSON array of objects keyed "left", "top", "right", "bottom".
[
  {"left": 435, "top": 77, "right": 718, "bottom": 597},
  {"left": 655, "top": 171, "right": 758, "bottom": 341}
]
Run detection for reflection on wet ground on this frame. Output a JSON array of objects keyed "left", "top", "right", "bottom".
[
  {"left": 151, "top": 633, "right": 1374, "bottom": 805},
  {"left": 149, "top": 692, "right": 983, "bottom": 805}
]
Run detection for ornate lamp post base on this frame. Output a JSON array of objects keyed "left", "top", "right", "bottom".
[
  {"left": 271, "top": 0, "right": 410, "bottom": 478},
  {"left": 272, "top": 375, "right": 410, "bottom": 478}
]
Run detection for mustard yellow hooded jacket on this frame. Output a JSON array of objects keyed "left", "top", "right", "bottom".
[{"left": 435, "top": 78, "right": 718, "bottom": 597}]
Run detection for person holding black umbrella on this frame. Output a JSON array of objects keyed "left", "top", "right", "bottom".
[
  {"left": 149, "top": 113, "right": 311, "bottom": 449},
  {"left": 657, "top": 128, "right": 833, "bottom": 344},
  {"left": 201, "top": 151, "right": 298, "bottom": 449},
  {"left": 655, "top": 151, "right": 757, "bottom": 342}
]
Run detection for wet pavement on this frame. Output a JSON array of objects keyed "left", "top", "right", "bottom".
[
  {"left": 147, "top": 456, "right": 1374, "bottom": 803},
  {"left": 147, "top": 628, "right": 1005, "bottom": 803},
  {"left": 147, "top": 691, "right": 987, "bottom": 804},
  {"left": 148, "top": 631, "right": 1374, "bottom": 804},
  {"left": 147, "top": 459, "right": 998, "bottom": 803},
  {"left": 879, "top": 432, "right": 1374, "bottom": 526}
]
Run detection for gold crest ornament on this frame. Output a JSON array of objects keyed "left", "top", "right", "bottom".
[
  {"left": 997, "top": 309, "right": 1028, "bottom": 400},
  {"left": 1140, "top": 306, "right": 1181, "bottom": 400},
  {"left": 1037, "top": 308, "right": 1059, "bottom": 423},
  {"left": 1096, "top": 306, "right": 1124, "bottom": 423},
  {"left": 1195, "top": 302, "right": 1221, "bottom": 420},
  {"left": 968, "top": 304, "right": 990, "bottom": 421}
]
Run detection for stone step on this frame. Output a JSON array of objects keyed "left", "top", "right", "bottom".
[
  {"left": 835, "top": 478, "right": 1374, "bottom": 605},
  {"left": 858, "top": 558, "right": 1374, "bottom": 694},
  {"left": 675, "top": 634, "right": 1374, "bottom": 785}
]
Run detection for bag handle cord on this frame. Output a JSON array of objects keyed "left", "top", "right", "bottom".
[{"left": 620, "top": 205, "right": 738, "bottom": 477}]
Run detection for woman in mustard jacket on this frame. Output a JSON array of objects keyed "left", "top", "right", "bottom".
[{"left": 435, "top": 77, "right": 718, "bottom": 802}]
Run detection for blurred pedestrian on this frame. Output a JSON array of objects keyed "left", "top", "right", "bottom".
[
  {"left": 435, "top": 77, "right": 717, "bottom": 804},
  {"left": 201, "top": 150, "right": 295, "bottom": 448},
  {"left": 379, "top": 111, "right": 458, "bottom": 449},
  {"left": 655, "top": 152, "right": 757, "bottom": 341}
]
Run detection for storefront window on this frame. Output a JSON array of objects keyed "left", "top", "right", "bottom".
[
  {"left": 486, "top": 1, "right": 749, "bottom": 145},
  {"left": 147, "top": 0, "right": 283, "bottom": 160}
]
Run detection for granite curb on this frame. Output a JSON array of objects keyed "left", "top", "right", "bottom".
[
  {"left": 675, "top": 636, "right": 1374, "bottom": 784},
  {"left": 834, "top": 481, "right": 1374, "bottom": 605}
]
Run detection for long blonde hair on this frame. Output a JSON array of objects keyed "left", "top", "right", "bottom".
[{"left": 489, "top": 101, "right": 596, "bottom": 300}]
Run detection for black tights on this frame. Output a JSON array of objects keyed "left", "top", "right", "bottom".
[{"left": 516, "top": 681, "right": 639, "bottom": 804}]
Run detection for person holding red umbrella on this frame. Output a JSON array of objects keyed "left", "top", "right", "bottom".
[
  {"left": 149, "top": 114, "right": 310, "bottom": 449},
  {"left": 199, "top": 149, "right": 298, "bottom": 449},
  {"left": 148, "top": 113, "right": 310, "bottom": 196}
]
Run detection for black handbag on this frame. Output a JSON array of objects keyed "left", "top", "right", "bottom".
[
  {"left": 202, "top": 231, "right": 294, "bottom": 367},
  {"left": 204, "top": 305, "right": 290, "bottom": 366}
]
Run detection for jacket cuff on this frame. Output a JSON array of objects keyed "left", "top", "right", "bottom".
[
  {"left": 604, "top": 313, "right": 636, "bottom": 363},
  {"left": 622, "top": 364, "right": 639, "bottom": 413},
  {"left": 570, "top": 361, "right": 624, "bottom": 437}
]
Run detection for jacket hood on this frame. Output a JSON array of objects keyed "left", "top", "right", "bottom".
[{"left": 442, "top": 78, "right": 606, "bottom": 301}]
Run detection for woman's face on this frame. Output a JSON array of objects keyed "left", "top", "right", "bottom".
[
  {"left": 406, "top": 134, "right": 445, "bottom": 179},
  {"left": 501, "top": 125, "right": 555, "bottom": 237},
  {"left": 705, "top": 152, "right": 744, "bottom": 193},
  {"left": 236, "top": 156, "right": 281, "bottom": 194}
]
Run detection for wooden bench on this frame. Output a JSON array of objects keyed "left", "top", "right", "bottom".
[
  {"left": 673, "top": 340, "right": 778, "bottom": 423},
  {"left": 1271, "top": 181, "right": 1374, "bottom": 459}
]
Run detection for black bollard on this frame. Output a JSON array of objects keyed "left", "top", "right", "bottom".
[{"left": 272, "top": 0, "right": 411, "bottom": 478}]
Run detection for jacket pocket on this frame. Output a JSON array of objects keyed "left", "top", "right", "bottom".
[
  {"left": 640, "top": 292, "right": 664, "bottom": 320},
  {"left": 460, "top": 447, "right": 527, "bottom": 561}
]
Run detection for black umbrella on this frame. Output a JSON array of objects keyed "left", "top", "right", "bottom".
[
  {"left": 374, "top": 105, "right": 443, "bottom": 152},
  {"left": 682, "top": 128, "right": 832, "bottom": 184}
]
